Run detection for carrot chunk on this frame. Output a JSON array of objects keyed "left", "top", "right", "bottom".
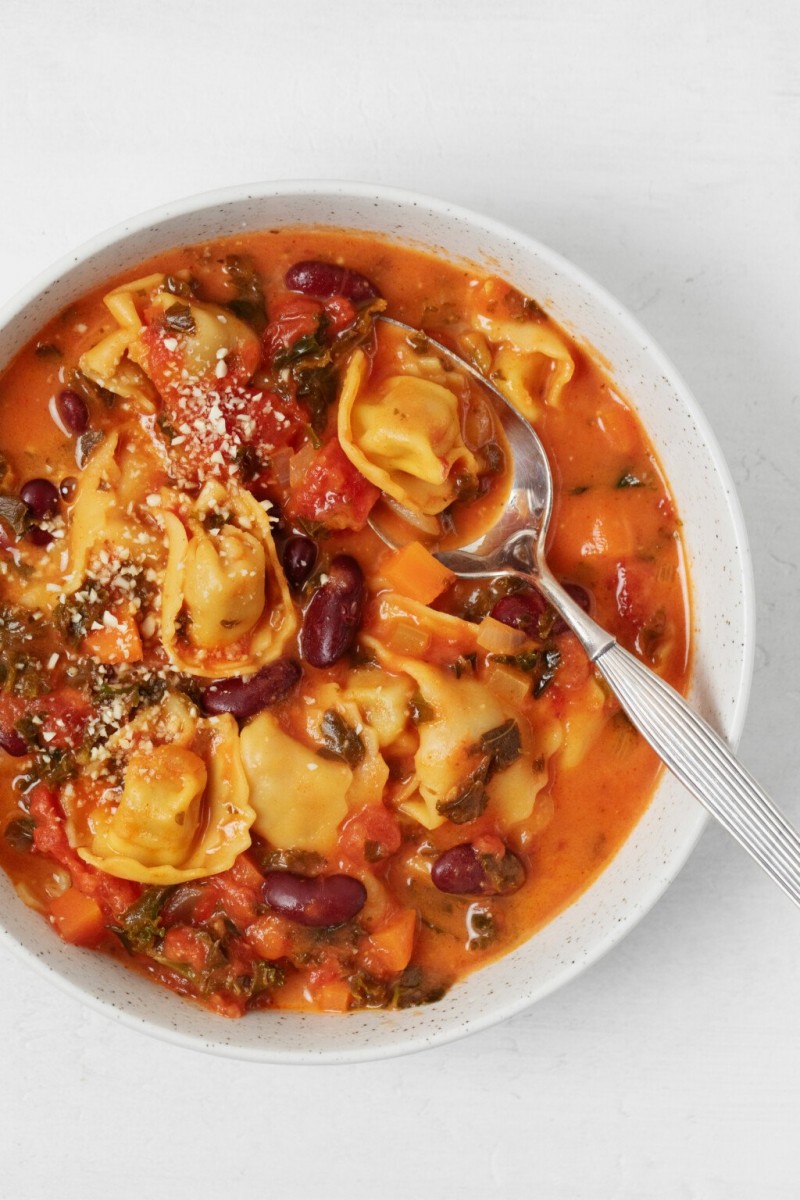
[
  {"left": 82, "top": 605, "right": 143, "bottom": 664},
  {"left": 382, "top": 541, "right": 455, "bottom": 604},
  {"left": 48, "top": 888, "right": 106, "bottom": 947}
]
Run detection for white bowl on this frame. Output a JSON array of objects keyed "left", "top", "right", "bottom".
[{"left": 0, "top": 182, "right": 754, "bottom": 1063}]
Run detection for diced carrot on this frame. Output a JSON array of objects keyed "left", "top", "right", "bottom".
[
  {"left": 82, "top": 605, "right": 143, "bottom": 664},
  {"left": 48, "top": 887, "right": 106, "bottom": 947},
  {"left": 309, "top": 978, "right": 352, "bottom": 1013},
  {"left": 362, "top": 909, "right": 417, "bottom": 976},
  {"left": 382, "top": 541, "right": 455, "bottom": 605}
]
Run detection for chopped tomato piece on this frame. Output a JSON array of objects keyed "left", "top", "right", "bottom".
[
  {"left": 161, "top": 926, "right": 211, "bottom": 973},
  {"left": 323, "top": 295, "right": 357, "bottom": 334},
  {"left": 246, "top": 913, "right": 291, "bottom": 961},
  {"left": 288, "top": 437, "right": 379, "bottom": 531},
  {"left": 206, "top": 854, "right": 263, "bottom": 930},
  {"left": 340, "top": 804, "right": 402, "bottom": 867},
  {"left": 262, "top": 294, "right": 324, "bottom": 363}
]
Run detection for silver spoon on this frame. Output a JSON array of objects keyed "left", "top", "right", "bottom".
[{"left": 371, "top": 315, "right": 800, "bottom": 906}]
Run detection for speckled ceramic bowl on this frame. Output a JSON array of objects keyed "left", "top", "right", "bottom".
[{"left": 0, "top": 183, "right": 754, "bottom": 1062}]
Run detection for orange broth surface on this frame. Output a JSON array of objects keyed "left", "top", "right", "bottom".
[{"left": 0, "top": 230, "right": 689, "bottom": 1015}]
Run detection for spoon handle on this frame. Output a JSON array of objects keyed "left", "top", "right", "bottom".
[{"left": 593, "top": 641, "right": 800, "bottom": 906}]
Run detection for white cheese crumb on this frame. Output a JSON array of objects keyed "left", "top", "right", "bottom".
[
  {"left": 214, "top": 360, "right": 228, "bottom": 380},
  {"left": 163, "top": 337, "right": 179, "bottom": 352}
]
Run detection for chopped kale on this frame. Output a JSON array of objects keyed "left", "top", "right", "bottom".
[{"left": 319, "top": 709, "right": 365, "bottom": 767}]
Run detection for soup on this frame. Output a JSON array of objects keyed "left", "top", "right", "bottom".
[{"left": 0, "top": 230, "right": 689, "bottom": 1016}]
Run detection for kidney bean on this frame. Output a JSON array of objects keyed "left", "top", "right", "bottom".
[
  {"left": 20, "top": 478, "right": 59, "bottom": 520},
  {"left": 282, "top": 534, "right": 318, "bottom": 590},
  {"left": 285, "top": 260, "right": 381, "bottom": 304},
  {"left": 201, "top": 658, "right": 301, "bottom": 720},
  {"left": 56, "top": 389, "right": 89, "bottom": 435},
  {"left": 551, "top": 582, "right": 592, "bottom": 636},
  {"left": 431, "top": 844, "right": 487, "bottom": 894},
  {"left": 490, "top": 589, "right": 548, "bottom": 635},
  {"left": 301, "top": 555, "right": 364, "bottom": 668},
  {"left": 26, "top": 526, "right": 54, "bottom": 547},
  {"left": 431, "top": 843, "right": 525, "bottom": 896},
  {"left": 0, "top": 726, "right": 28, "bottom": 757},
  {"left": 261, "top": 871, "right": 367, "bottom": 927}
]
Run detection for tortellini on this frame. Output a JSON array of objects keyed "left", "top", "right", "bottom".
[
  {"left": 78, "top": 273, "right": 260, "bottom": 407},
  {"left": 159, "top": 479, "right": 296, "bottom": 677},
  {"left": 240, "top": 712, "right": 352, "bottom": 854},
  {"left": 63, "top": 430, "right": 162, "bottom": 594},
  {"left": 338, "top": 348, "right": 479, "bottom": 516},
  {"left": 72, "top": 697, "right": 255, "bottom": 884},
  {"left": 476, "top": 314, "right": 575, "bottom": 421},
  {"left": 366, "top": 596, "right": 558, "bottom": 831},
  {"left": 79, "top": 273, "right": 164, "bottom": 409}
]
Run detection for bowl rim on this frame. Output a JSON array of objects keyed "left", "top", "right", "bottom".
[{"left": 0, "top": 180, "right": 756, "bottom": 1062}]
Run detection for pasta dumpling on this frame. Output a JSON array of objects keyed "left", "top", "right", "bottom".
[
  {"left": 78, "top": 273, "right": 261, "bottom": 408},
  {"left": 74, "top": 704, "right": 255, "bottom": 885},
  {"left": 240, "top": 712, "right": 352, "bottom": 854},
  {"left": 476, "top": 314, "right": 575, "bottom": 421},
  {"left": 338, "top": 348, "right": 478, "bottom": 516},
  {"left": 159, "top": 479, "right": 296, "bottom": 677}
]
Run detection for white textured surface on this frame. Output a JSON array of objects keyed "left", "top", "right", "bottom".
[{"left": 0, "top": 0, "right": 798, "bottom": 1195}]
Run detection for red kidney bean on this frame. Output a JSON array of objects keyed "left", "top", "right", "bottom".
[
  {"left": 26, "top": 526, "right": 54, "bottom": 547},
  {"left": 490, "top": 589, "right": 548, "bottom": 635},
  {"left": 551, "top": 582, "right": 592, "bottom": 636},
  {"left": 431, "top": 844, "right": 487, "bottom": 894},
  {"left": 160, "top": 883, "right": 207, "bottom": 927},
  {"left": 56, "top": 389, "right": 89, "bottom": 435},
  {"left": 431, "top": 843, "right": 525, "bottom": 896},
  {"left": 491, "top": 583, "right": 592, "bottom": 637},
  {"left": 0, "top": 726, "right": 28, "bottom": 757},
  {"left": 301, "top": 555, "right": 364, "bottom": 668},
  {"left": 261, "top": 871, "right": 367, "bottom": 927},
  {"left": 20, "top": 478, "right": 59, "bottom": 520},
  {"left": 201, "top": 658, "right": 301, "bottom": 719},
  {"left": 282, "top": 534, "right": 318, "bottom": 590},
  {"left": 285, "top": 260, "right": 381, "bottom": 304}
]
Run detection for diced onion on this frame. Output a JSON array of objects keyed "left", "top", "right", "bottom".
[
  {"left": 270, "top": 446, "right": 293, "bottom": 488},
  {"left": 476, "top": 616, "right": 529, "bottom": 654},
  {"left": 381, "top": 494, "right": 442, "bottom": 537},
  {"left": 484, "top": 660, "right": 531, "bottom": 706},
  {"left": 289, "top": 442, "right": 316, "bottom": 490},
  {"left": 383, "top": 619, "right": 431, "bottom": 657}
]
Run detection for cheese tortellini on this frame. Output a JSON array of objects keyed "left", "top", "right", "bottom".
[
  {"left": 78, "top": 272, "right": 260, "bottom": 407},
  {"left": 71, "top": 696, "right": 255, "bottom": 884},
  {"left": 476, "top": 313, "right": 575, "bottom": 421},
  {"left": 159, "top": 479, "right": 296, "bottom": 677},
  {"left": 338, "top": 348, "right": 479, "bottom": 516}
]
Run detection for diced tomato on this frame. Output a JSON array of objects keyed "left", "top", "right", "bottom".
[
  {"left": 246, "top": 913, "right": 291, "bottom": 961},
  {"left": 613, "top": 557, "right": 660, "bottom": 631},
  {"left": 161, "top": 926, "right": 211, "bottom": 973},
  {"left": 288, "top": 437, "right": 379, "bottom": 531},
  {"left": 206, "top": 854, "right": 263, "bottom": 930},
  {"left": 29, "top": 784, "right": 140, "bottom": 918},
  {"left": 241, "top": 389, "right": 306, "bottom": 454},
  {"left": 33, "top": 688, "right": 92, "bottom": 752},
  {"left": 340, "top": 804, "right": 402, "bottom": 868},
  {"left": 323, "top": 295, "right": 357, "bottom": 334},
  {"left": 262, "top": 294, "right": 324, "bottom": 363}
]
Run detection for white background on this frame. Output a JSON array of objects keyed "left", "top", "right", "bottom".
[{"left": 1, "top": 1, "right": 799, "bottom": 1196}]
